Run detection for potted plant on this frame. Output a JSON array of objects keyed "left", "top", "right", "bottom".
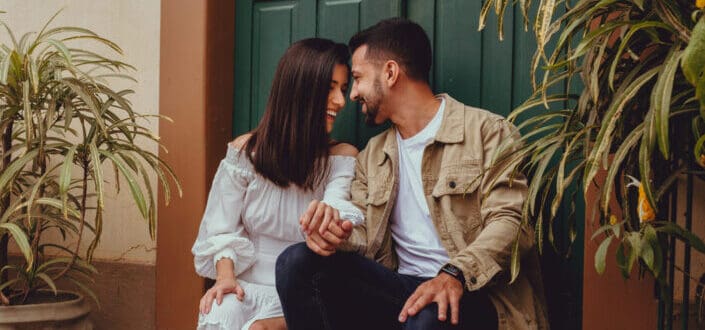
[
  {"left": 0, "top": 11, "right": 180, "bottom": 328},
  {"left": 478, "top": 0, "right": 705, "bottom": 323}
]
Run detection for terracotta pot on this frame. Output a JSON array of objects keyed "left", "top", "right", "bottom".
[{"left": 0, "top": 290, "right": 92, "bottom": 330}]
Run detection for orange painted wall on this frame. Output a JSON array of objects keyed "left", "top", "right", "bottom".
[
  {"left": 157, "top": 1, "right": 234, "bottom": 328},
  {"left": 582, "top": 172, "right": 659, "bottom": 330}
]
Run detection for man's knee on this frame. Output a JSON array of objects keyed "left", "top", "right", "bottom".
[
  {"left": 276, "top": 242, "right": 318, "bottom": 277},
  {"left": 404, "top": 304, "right": 450, "bottom": 330}
]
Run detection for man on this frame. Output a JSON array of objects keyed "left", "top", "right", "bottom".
[{"left": 276, "top": 18, "right": 548, "bottom": 330}]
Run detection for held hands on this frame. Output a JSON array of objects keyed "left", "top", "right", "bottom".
[
  {"left": 199, "top": 276, "right": 244, "bottom": 314},
  {"left": 398, "top": 273, "right": 465, "bottom": 325},
  {"left": 300, "top": 200, "right": 353, "bottom": 256}
]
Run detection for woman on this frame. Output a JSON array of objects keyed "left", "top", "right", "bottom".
[{"left": 192, "top": 38, "right": 362, "bottom": 330}]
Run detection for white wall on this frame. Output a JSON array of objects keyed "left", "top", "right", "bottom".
[{"left": 2, "top": 1, "right": 161, "bottom": 264}]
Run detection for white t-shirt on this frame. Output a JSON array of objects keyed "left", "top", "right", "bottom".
[{"left": 391, "top": 98, "right": 450, "bottom": 277}]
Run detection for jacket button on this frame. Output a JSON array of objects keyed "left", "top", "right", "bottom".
[
  {"left": 470, "top": 276, "right": 477, "bottom": 285},
  {"left": 449, "top": 181, "right": 456, "bottom": 189}
]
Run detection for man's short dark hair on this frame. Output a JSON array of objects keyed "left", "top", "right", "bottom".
[{"left": 348, "top": 17, "right": 432, "bottom": 82}]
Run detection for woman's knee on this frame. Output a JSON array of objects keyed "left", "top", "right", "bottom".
[
  {"left": 198, "top": 294, "right": 249, "bottom": 329},
  {"left": 248, "top": 317, "right": 287, "bottom": 330}
]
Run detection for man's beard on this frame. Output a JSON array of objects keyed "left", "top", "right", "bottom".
[{"left": 363, "top": 78, "right": 384, "bottom": 127}]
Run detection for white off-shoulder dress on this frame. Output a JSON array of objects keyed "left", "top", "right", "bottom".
[{"left": 192, "top": 145, "right": 363, "bottom": 330}]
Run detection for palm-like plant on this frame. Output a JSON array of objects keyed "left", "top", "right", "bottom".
[
  {"left": 0, "top": 12, "right": 181, "bottom": 305},
  {"left": 479, "top": 0, "right": 705, "bottom": 284}
]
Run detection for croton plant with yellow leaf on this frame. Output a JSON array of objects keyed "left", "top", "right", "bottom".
[{"left": 478, "top": 0, "right": 705, "bottom": 287}]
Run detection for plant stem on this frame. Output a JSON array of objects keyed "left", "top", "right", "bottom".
[
  {"left": 51, "top": 162, "right": 89, "bottom": 281},
  {"left": 0, "top": 121, "right": 13, "bottom": 287}
]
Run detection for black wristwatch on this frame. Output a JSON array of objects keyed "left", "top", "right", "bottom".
[{"left": 439, "top": 263, "right": 465, "bottom": 285}]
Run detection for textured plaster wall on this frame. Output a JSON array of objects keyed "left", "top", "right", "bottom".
[{"left": 2, "top": 0, "right": 161, "bottom": 264}]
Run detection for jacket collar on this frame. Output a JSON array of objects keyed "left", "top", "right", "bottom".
[
  {"left": 379, "top": 129, "right": 396, "bottom": 166},
  {"left": 433, "top": 94, "right": 465, "bottom": 144},
  {"left": 378, "top": 93, "right": 465, "bottom": 166}
]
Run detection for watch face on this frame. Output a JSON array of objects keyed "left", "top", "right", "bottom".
[{"left": 443, "top": 264, "right": 460, "bottom": 276}]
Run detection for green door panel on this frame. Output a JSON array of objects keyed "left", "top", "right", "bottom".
[
  {"left": 433, "top": 0, "right": 483, "bottom": 108},
  {"left": 479, "top": 3, "right": 514, "bottom": 117}
]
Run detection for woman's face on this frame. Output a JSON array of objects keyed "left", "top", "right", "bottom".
[{"left": 326, "top": 63, "right": 349, "bottom": 134}]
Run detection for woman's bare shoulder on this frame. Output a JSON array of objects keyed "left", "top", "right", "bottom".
[
  {"left": 330, "top": 142, "right": 358, "bottom": 157},
  {"left": 229, "top": 133, "right": 253, "bottom": 149}
]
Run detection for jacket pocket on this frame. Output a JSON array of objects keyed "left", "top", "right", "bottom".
[
  {"left": 431, "top": 163, "right": 481, "bottom": 198},
  {"left": 431, "top": 163, "right": 483, "bottom": 236}
]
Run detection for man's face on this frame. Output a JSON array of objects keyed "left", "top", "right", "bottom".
[{"left": 349, "top": 45, "right": 387, "bottom": 126}]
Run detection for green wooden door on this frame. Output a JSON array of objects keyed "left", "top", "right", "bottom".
[{"left": 233, "top": 1, "right": 582, "bottom": 328}]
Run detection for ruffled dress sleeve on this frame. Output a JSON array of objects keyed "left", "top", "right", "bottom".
[
  {"left": 192, "top": 147, "right": 256, "bottom": 279},
  {"left": 321, "top": 156, "right": 365, "bottom": 226}
]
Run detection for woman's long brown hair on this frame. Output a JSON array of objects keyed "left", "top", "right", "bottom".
[{"left": 244, "top": 38, "right": 349, "bottom": 191}]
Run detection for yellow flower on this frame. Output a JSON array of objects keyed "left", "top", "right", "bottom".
[
  {"left": 627, "top": 175, "right": 656, "bottom": 223},
  {"left": 698, "top": 0, "right": 705, "bottom": 9}
]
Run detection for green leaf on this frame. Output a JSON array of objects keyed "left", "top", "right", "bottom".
[
  {"left": 98, "top": 150, "right": 148, "bottom": 218},
  {"left": 479, "top": 0, "right": 495, "bottom": 31},
  {"left": 643, "top": 225, "right": 661, "bottom": 277},
  {"left": 681, "top": 17, "right": 705, "bottom": 86},
  {"left": 591, "top": 223, "right": 621, "bottom": 240},
  {"left": 595, "top": 235, "right": 613, "bottom": 274},
  {"left": 0, "top": 149, "right": 39, "bottom": 191},
  {"left": 0, "top": 50, "right": 11, "bottom": 84},
  {"left": 66, "top": 276, "right": 100, "bottom": 308},
  {"left": 59, "top": 145, "right": 77, "bottom": 218},
  {"left": 584, "top": 67, "right": 660, "bottom": 192},
  {"left": 35, "top": 198, "right": 82, "bottom": 219},
  {"left": 509, "top": 233, "right": 521, "bottom": 284},
  {"left": 600, "top": 124, "right": 643, "bottom": 216},
  {"left": 35, "top": 9, "right": 65, "bottom": 43},
  {"left": 627, "top": 232, "right": 642, "bottom": 264},
  {"left": 652, "top": 49, "right": 682, "bottom": 159},
  {"left": 0, "top": 223, "right": 33, "bottom": 269},
  {"left": 640, "top": 241, "right": 654, "bottom": 273},
  {"left": 36, "top": 272, "right": 58, "bottom": 295},
  {"left": 43, "top": 38, "right": 72, "bottom": 64},
  {"left": 534, "top": 0, "right": 557, "bottom": 60},
  {"left": 616, "top": 242, "right": 629, "bottom": 278},
  {"left": 695, "top": 134, "right": 705, "bottom": 164},
  {"left": 28, "top": 55, "right": 39, "bottom": 94},
  {"left": 655, "top": 222, "right": 705, "bottom": 253},
  {"left": 570, "top": 21, "right": 631, "bottom": 61},
  {"left": 89, "top": 142, "right": 105, "bottom": 209},
  {"left": 61, "top": 78, "right": 108, "bottom": 136},
  {"left": 639, "top": 114, "right": 659, "bottom": 217},
  {"left": 698, "top": 73, "right": 705, "bottom": 119},
  {"left": 0, "top": 279, "right": 19, "bottom": 292}
]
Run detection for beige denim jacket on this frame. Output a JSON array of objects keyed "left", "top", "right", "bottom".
[{"left": 340, "top": 94, "right": 549, "bottom": 330}]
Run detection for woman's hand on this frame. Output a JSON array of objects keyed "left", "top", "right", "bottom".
[{"left": 199, "top": 276, "right": 245, "bottom": 314}]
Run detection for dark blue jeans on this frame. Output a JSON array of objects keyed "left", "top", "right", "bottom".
[{"left": 275, "top": 243, "right": 497, "bottom": 330}]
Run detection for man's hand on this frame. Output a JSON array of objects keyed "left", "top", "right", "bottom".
[
  {"left": 398, "top": 273, "right": 465, "bottom": 325},
  {"left": 301, "top": 200, "right": 354, "bottom": 256},
  {"left": 304, "top": 220, "right": 354, "bottom": 256}
]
